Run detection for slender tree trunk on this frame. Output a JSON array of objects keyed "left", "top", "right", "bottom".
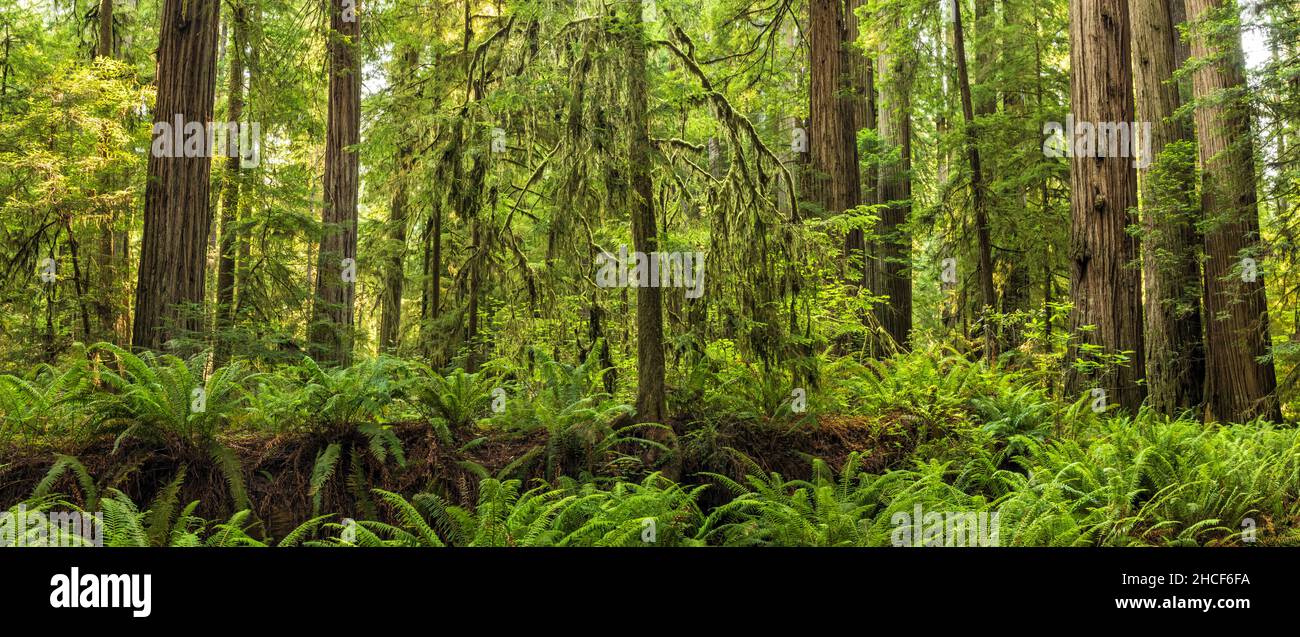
[
  {"left": 214, "top": 1, "right": 247, "bottom": 366},
  {"left": 1187, "top": 0, "right": 1280, "bottom": 422},
  {"left": 1064, "top": 0, "right": 1146, "bottom": 411},
  {"left": 308, "top": 0, "right": 361, "bottom": 366},
  {"left": 1032, "top": 8, "right": 1056, "bottom": 359},
  {"left": 999, "top": 0, "right": 1034, "bottom": 353},
  {"left": 94, "top": 0, "right": 118, "bottom": 343},
  {"left": 625, "top": 5, "right": 666, "bottom": 425},
  {"left": 953, "top": 0, "right": 997, "bottom": 361},
  {"left": 874, "top": 17, "right": 913, "bottom": 351},
  {"left": 131, "top": 0, "right": 220, "bottom": 351},
  {"left": 44, "top": 242, "right": 55, "bottom": 359},
  {"left": 421, "top": 113, "right": 454, "bottom": 356},
  {"left": 380, "top": 46, "right": 418, "bottom": 353},
  {"left": 858, "top": 55, "right": 880, "bottom": 297},
  {"left": 1131, "top": 0, "right": 1205, "bottom": 415},
  {"left": 465, "top": 210, "right": 483, "bottom": 371},
  {"left": 2, "top": 24, "right": 10, "bottom": 99},
  {"left": 423, "top": 194, "right": 443, "bottom": 336},
  {"left": 234, "top": 3, "right": 260, "bottom": 318},
  {"left": 65, "top": 220, "right": 92, "bottom": 340}
]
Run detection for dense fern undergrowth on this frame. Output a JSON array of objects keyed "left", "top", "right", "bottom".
[{"left": 2, "top": 342, "right": 1298, "bottom": 547}]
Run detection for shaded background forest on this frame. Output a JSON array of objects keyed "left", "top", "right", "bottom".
[{"left": 1, "top": 0, "right": 1299, "bottom": 426}]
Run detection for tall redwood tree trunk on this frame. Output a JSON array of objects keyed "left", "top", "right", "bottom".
[
  {"left": 1065, "top": 0, "right": 1146, "bottom": 410},
  {"left": 845, "top": 0, "right": 878, "bottom": 296},
  {"left": 132, "top": 0, "right": 220, "bottom": 351},
  {"left": 1187, "top": 0, "right": 1280, "bottom": 422},
  {"left": 214, "top": 1, "right": 248, "bottom": 366},
  {"left": 1131, "top": 0, "right": 1205, "bottom": 415},
  {"left": 309, "top": 0, "right": 361, "bottom": 366},
  {"left": 809, "top": 0, "right": 863, "bottom": 282},
  {"left": 874, "top": 15, "right": 913, "bottom": 351}
]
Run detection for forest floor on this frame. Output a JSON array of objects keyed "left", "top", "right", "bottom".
[
  {"left": 0, "top": 412, "right": 918, "bottom": 538},
  {"left": 4, "top": 348, "right": 1298, "bottom": 547}
]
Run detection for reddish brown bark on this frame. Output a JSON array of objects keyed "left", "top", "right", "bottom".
[
  {"left": 131, "top": 0, "right": 220, "bottom": 351},
  {"left": 1187, "top": 0, "right": 1280, "bottom": 422},
  {"left": 874, "top": 17, "right": 913, "bottom": 350},
  {"left": 1131, "top": 0, "right": 1205, "bottom": 414},
  {"left": 309, "top": 0, "right": 361, "bottom": 365},
  {"left": 1064, "top": 0, "right": 1146, "bottom": 410},
  {"left": 810, "top": 0, "right": 863, "bottom": 283}
]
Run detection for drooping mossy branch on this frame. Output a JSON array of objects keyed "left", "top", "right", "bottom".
[
  {"left": 654, "top": 22, "right": 798, "bottom": 218},
  {"left": 653, "top": 137, "right": 721, "bottom": 184}
]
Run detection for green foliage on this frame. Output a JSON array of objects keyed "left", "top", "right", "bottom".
[
  {"left": 309, "top": 443, "right": 343, "bottom": 517},
  {"left": 408, "top": 365, "right": 497, "bottom": 442},
  {"left": 485, "top": 349, "right": 639, "bottom": 480},
  {"left": 14, "top": 373, "right": 1300, "bottom": 547},
  {"left": 82, "top": 343, "right": 248, "bottom": 451},
  {"left": 346, "top": 474, "right": 706, "bottom": 547},
  {"left": 32, "top": 454, "right": 100, "bottom": 510},
  {"left": 247, "top": 355, "right": 411, "bottom": 432},
  {"left": 0, "top": 359, "right": 88, "bottom": 439},
  {"left": 9, "top": 342, "right": 1300, "bottom": 548}
]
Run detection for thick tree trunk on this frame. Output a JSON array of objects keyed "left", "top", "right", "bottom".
[
  {"left": 131, "top": 0, "right": 220, "bottom": 351},
  {"left": 625, "top": 6, "right": 666, "bottom": 425},
  {"left": 1131, "top": 0, "right": 1205, "bottom": 415},
  {"left": 810, "top": 0, "right": 863, "bottom": 282},
  {"left": 1187, "top": 0, "right": 1280, "bottom": 422},
  {"left": 214, "top": 1, "right": 247, "bottom": 366},
  {"left": 845, "top": 0, "right": 876, "bottom": 215},
  {"left": 847, "top": 1, "right": 878, "bottom": 299},
  {"left": 1064, "top": 0, "right": 1146, "bottom": 411},
  {"left": 1168, "top": 0, "right": 1191, "bottom": 69},
  {"left": 96, "top": 0, "right": 112, "bottom": 58},
  {"left": 874, "top": 20, "right": 913, "bottom": 351},
  {"left": 379, "top": 174, "right": 409, "bottom": 353},
  {"left": 308, "top": 0, "right": 361, "bottom": 366}
]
